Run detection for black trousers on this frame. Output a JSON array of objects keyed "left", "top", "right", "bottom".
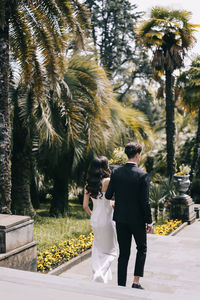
[{"left": 116, "top": 222, "right": 147, "bottom": 286}]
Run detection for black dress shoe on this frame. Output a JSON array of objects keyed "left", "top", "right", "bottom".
[{"left": 132, "top": 283, "right": 144, "bottom": 290}]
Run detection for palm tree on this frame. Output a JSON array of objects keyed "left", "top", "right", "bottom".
[
  {"left": 178, "top": 57, "right": 200, "bottom": 180},
  {"left": 10, "top": 83, "right": 58, "bottom": 217},
  {"left": 10, "top": 86, "right": 35, "bottom": 217},
  {"left": 36, "top": 54, "right": 151, "bottom": 216},
  {"left": 0, "top": 0, "right": 89, "bottom": 211},
  {"left": 10, "top": 53, "right": 114, "bottom": 216},
  {"left": 35, "top": 54, "right": 113, "bottom": 216},
  {"left": 137, "top": 6, "right": 198, "bottom": 178}
]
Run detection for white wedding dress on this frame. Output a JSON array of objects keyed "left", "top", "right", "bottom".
[{"left": 90, "top": 191, "right": 117, "bottom": 283}]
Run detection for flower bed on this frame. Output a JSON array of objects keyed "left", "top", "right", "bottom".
[
  {"left": 37, "top": 232, "right": 94, "bottom": 273},
  {"left": 154, "top": 219, "right": 182, "bottom": 235},
  {"left": 37, "top": 220, "right": 182, "bottom": 272}
]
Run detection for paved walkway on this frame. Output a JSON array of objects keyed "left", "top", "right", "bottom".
[
  {"left": 60, "top": 220, "right": 200, "bottom": 299},
  {"left": 0, "top": 220, "right": 200, "bottom": 299}
]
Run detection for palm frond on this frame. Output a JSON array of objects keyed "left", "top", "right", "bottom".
[
  {"left": 8, "top": 0, "right": 90, "bottom": 92},
  {"left": 110, "top": 100, "right": 151, "bottom": 144},
  {"left": 10, "top": 7, "right": 33, "bottom": 81},
  {"left": 178, "top": 57, "right": 200, "bottom": 112},
  {"left": 137, "top": 6, "right": 197, "bottom": 51}
]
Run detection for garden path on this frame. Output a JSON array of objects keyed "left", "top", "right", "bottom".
[{"left": 60, "top": 219, "right": 200, "bottom": 299}]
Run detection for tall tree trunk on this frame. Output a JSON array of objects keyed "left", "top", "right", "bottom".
[
  {"left": 0, "top": 4, "right": 11, "bottom": 213},
  {"left": 194, "top": 151, "right": 200, "bottom": 179},
  {"left": 30, "top": 170, "right": 40, "bottom": 209},
  {"left": 11, "top": 102, "right": 35, "bottom": 217},
  {"left": 190, "top": 109, "right": 200, "bottom": 181},
  {"left": 165, "top": 70, "right": 175, "bottom": 178},
  {"left": 49, "top": 151, "right": 74, "bottom": 217},
  {"left": 50, "top": 171, "right": 68, "bottom": 217}
]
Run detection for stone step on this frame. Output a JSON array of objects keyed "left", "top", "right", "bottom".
[
  {"left": 1, "top": 265, "right": 198, "bottom": 300},
  {"left": 61, "top": 261, "right": 200, "bottom": 296},
  {"left": 59, "top": 222, "right": 200, "bottom": 298},
  {"left": 0, "top": 266, "right": 152, "bottom": 300}
]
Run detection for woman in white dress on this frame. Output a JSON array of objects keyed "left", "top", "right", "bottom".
[{"left": 83, "top": 156, "right": 117, "bottom": 283}]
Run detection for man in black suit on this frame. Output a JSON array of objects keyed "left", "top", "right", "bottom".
[{"left": 105, "top": 142, "right": 153, "bottom": 289}]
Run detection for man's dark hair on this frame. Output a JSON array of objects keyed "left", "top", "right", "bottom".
[{"left": 125, "top": 142, "right": 142, "bottom": 159}]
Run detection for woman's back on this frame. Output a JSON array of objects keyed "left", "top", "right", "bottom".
[
  {"left": 90, "top": 191, "right": 113, "bottom": 227},
  {"left": 82, "top": 158, "right": 117, "bottom": 283}
]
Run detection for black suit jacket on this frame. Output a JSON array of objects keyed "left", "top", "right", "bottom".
[{"left": 105, "top": 163, "right": 152, "bottom": 225}]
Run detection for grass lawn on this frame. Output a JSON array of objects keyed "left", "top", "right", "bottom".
[
  {"left": 34, "top": 199, "right": 91, "bottom": 252},
  {"left": 34, "top": 198, "right": 173, "bottom": 253}
]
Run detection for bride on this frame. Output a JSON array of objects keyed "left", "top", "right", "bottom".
[{"left": 83, "top": 156, "right": 117, "bottom": 283}]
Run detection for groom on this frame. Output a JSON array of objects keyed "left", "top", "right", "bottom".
[{"left": 105, "top": 142, "right": 153, "bottom": 289}]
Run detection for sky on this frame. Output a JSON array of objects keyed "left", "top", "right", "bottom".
[{"left": 130, "top": 0, "right": 200, "bottom": 58}]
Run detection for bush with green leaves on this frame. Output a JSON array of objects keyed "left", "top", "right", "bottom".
[
  {"left": 150, "top": 177, "right": 175, "bottom": 222},
  {"left": 109, "top": 147, "right": 127, "bottom": 166}
]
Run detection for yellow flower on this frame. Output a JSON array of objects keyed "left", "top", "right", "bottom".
[
  {"left": 37, "top": 232, "right": 94, "bottom": 273},
  {"left": 154, "top": 219, "right": 182, "bottom": 236}
]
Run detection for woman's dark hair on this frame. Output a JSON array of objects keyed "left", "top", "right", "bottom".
[
  {"left": 99, "top": 156, "right": 111, "bottom": 178},
  {"left": 86, "top": 156, "right": 110, "bottom": 198}
]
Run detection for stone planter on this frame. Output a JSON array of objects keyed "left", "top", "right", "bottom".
[
  {"left": 173, "top": 174, "right": 190, "bottom": 194},
  {"left": 170, "top": 174, "right": 196, "bottom": 224}
]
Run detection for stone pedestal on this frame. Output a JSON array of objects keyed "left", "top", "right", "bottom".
[
  {"left": 170, "top": 194, "right": 196, "bottom": 224},
  {"left": 0, "top": 214, "right": 37, "bottom": 271},
  {"left": 194, "top": 204, "right": 200, "bottom": 219}
]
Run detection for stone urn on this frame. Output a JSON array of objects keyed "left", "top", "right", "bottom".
[
  {"left": 170, "top": 174, "right": 196, "bottom": 224},
  {"left": 173, "top": 174, "right": 190, "bottom": 195}
]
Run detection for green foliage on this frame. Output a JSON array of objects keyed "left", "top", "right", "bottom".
[
  {"left": 0, "top": 0, "right": 90, "bottom": 211},
  {"left": 84, "top": 0, "right": 141, "bottom": 73},
  {"left": 132, "top": 87, "right": 163, "bottom": 127},
  {"left": 175, "top": 136, "right": 194, "bottom": 168},
  {"left": 137, "top": 7, "right": 197, "bottom": 72},
  {"left": 110, "top": 99, "right": 151, "bottom": 143},
  {"left": 178, "top": 56, "right": 200, "bottom": 112},
  {"left": 137, "top": 6, "right": 198, "bottom": 178},
  {"left": 84, "top": 0, "right": 153, "bottom": 101},
  {"left": 109, "top": 147, "right": 127, "bottom": 165},
  {"left": 177, "top": 57, "right": 200, "bottom": 179},
  {"left": 144, "top": 156, "right": 154, "bottom": 173},
  {"left": 150, "top": 177, "right": 175, "bottom": 222},
  {"left": 29, "top": 52, "right": 151, "bottom": 215},
  {"left": 8, "top": 0, "right": 90, "bottom": 88}
]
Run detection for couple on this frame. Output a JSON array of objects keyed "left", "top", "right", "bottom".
[{"left": 83, "top": 142, "right": 153, "bottom": 289}]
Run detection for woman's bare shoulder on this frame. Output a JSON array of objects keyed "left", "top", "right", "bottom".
[{"left": 102, "top": 177, "right": 110, "bottom": 192}]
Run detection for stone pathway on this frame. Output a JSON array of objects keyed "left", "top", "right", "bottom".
[
  {"left": 60, "top": 220, "right": 200, "bottom": 299},
  {"left": 0, "top": 220, "right": 200, "bottom": 299}
]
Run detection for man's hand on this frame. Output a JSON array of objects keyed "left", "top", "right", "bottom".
[{"left": 146, "top": 223, "right": 153, "bottom": 234}]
